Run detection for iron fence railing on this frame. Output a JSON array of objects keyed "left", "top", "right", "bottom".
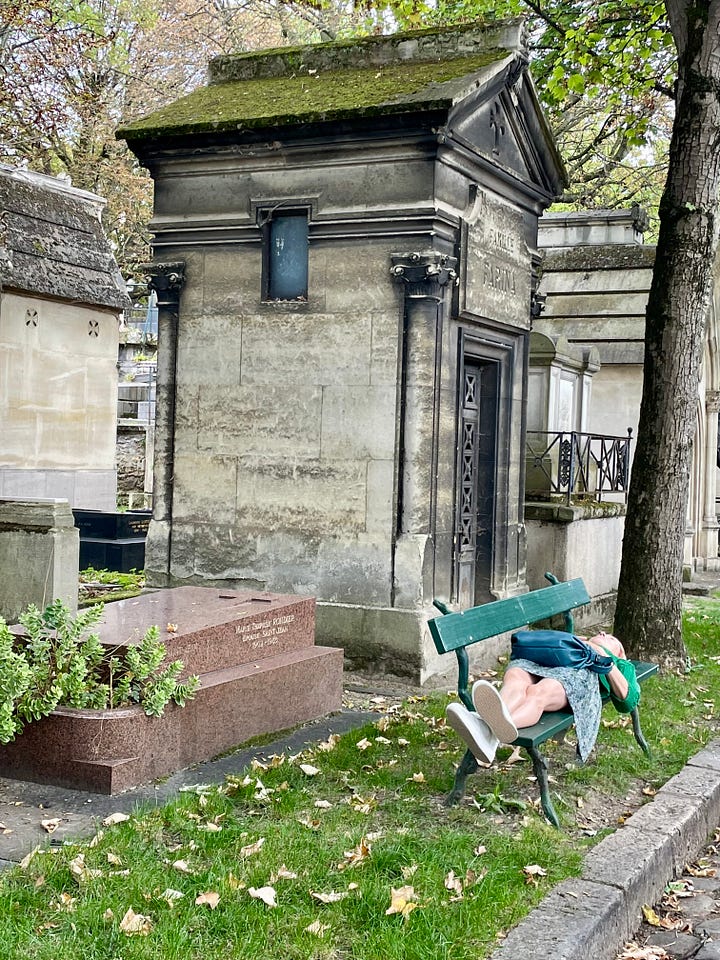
[{"left": 526, "top": 429, "right": 633, "bottom": 504}]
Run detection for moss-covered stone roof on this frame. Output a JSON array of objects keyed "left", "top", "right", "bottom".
[
  {"left": 0, "top": 164, "right": 129, "bottom": 310},
  {"left": 119, "top": 21, "right": 522, "bottom": 143},
  {"left": 120, "top": 51, "right": 507, "bottom": 142}
]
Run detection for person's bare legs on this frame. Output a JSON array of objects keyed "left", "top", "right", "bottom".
[{"left": 499, "top": 667, "right": 568, "bottom": 729}]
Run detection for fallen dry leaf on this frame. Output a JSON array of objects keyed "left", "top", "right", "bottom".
[
  {"left": 160, "top": 889, "right": 184, "bottom": 907},
  {"left": 311, "top": 890, "right": 349, "bottom": 904},
  {"left": 503, "top": 746, "right": 525, "bottom": 765},
  {"left": 337, "top": 837, "right": 371, "bottom": 870},
  {"left": 119, "top": 907, "right": 153, "bottom": 936},
  {"left": 397, "top": 738, "right": 410, "bottom": 747},
  {"left": 270, "top": 865, "right": 298, "bottom": 881},
  {"left": 474, "top": 845, "right": 487, "bottom": 857},
  {"left": 51, "top": 892, "right": 76, "bottom": 912},
  {"left": 106, "top": 852, "right": 123, "bottom": 866},
  {"left": 305, "top": 919, "right": 330, "bottom": 936},
  {"left": 19, "top": 846, "right": 40, "bottom": 870},
  {"left": 642, "top": 905, "right": 683, "bottom": 930},
  {"left": 314, "top": 800, "right": 332, "bottom": 810},
  {"left": 240, "top": 838, "right": 265, "bottom": 857},
  {"left": 317, "top": 734, "right": 341, "bottom": 752},
  {"left": 103, "top": 908, "right": 114, "bottom": 921},
  {"left": 408, "top": 772, "right": 425, "bottom": 783},
  {"left": 69, "top": 853, "right": 103, "bottom": 882},
  {"left": 195, "top": 891, "right": 220, "bottom": 909},
  {"left": 198, "top": 821, "right": 222, "bottom": 833},
  {"left": 401, "top": 864, "right": 418, "bottom": 880},
  {"left": 619, "top": 942, "right": 670, "bottom": 959},
  {"left": 297, "top": 816, "right": 321, "bottom": 830},
  {"left": 356, "top": 738, "right": 372, "bottom": 751},
  {"left": 103, "top": 812, "right": 130, "bottom": 827},
  {"left": 523, "top": 864, "right": 548, "bottom": 886},
  {"left": 444, "top": 870, "right": 464, "bottom": 899},
  {"left": 386, "top": 885, "right": 419, "bottom": 920},
  {"left": 40, "top": 818, "right": 61, "bottom": 834},
  {"left": 171, "top": 859, "right": 194, "bottom": 874},
  {"left": 166, "top": 622, "right": 178, "bottom": 633},
  {"left": 299, "top": 763, "right": 320, "bottom": 777},
  {"left": 248, "top": 886, "right": 277, "bottom": 908}
]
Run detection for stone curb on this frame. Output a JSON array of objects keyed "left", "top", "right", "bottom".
[{"left": 490, "top": 740, "right": 720, "bottom": 960}]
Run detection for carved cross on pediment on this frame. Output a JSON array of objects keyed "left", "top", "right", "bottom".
[
  {"left": 25, "top": 309, "right": 38, "bottom": 327},
  {"left": 489, "top": 102, "right": 506, "bottom": 156}
]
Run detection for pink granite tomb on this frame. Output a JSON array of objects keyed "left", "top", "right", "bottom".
[{"left": 0, "top": 587, "right": 343, "bottom": 793}]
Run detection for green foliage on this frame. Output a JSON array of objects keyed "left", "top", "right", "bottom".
[{"left": 0, "top": 600, "right": 199, "bottom": 743}]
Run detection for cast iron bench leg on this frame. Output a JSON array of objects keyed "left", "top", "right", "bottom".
[
  {"left": 528, "top": 744, "right": 560, "bottom": 828},
  {"left": 631, "top": 708, "right": 651, "bottom": 755},
  {"left": 445, "top": 748, "right": 479, "bottom": 806}
]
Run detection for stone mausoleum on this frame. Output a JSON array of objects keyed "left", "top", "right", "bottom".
[
  {"left": 0, "top": 164, "right": 128, "bottom": 509},
  {"left": 120, "top": 20, "right": 565, "bottom": 681}
]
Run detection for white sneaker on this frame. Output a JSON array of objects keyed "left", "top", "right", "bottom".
[
  {"left": 471, "top": 679, "right": 518, "bottom": 743},
  {"left": 445, "top": 702, "right": 499, "bottom": 764}
]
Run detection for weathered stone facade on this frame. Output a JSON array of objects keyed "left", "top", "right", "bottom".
[
  {"left": 0, "top": 165, "right": 128, "bottom": 509},
  {"left": 120, "top": 21, "right": 565, "bottom": 680}
]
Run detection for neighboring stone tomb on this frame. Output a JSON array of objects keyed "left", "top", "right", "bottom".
[
  {"left": 0, "top": 164, "right": 128, "bottom": 510},
  {"left": 0, "top": 498, "right": 79, "bottom": 622},
  {"left": 536, "top": 208, "right": 720, "bottom": 576},
  {"left": 119, "top": 21, "right": 565, "bottom": 683},
  {"left": 0, "top": 587, "right": 343, "bottom": 793}
]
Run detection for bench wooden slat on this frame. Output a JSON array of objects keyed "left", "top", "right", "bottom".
[{"left": 429, "top": 578, "right": 591, "bottom": 654}]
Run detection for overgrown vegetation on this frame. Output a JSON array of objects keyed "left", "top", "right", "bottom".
[
  {"left": 79, "top": 567, "right": 145, "bottom": 606},
  {"left": 0, "top": 601, "right": 199, "bottom": 743},
  {"left": 0, "top": 598, "right": 718, "bottom": 958}
]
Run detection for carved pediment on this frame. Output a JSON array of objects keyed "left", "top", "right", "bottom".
[{"left": 447, "top": 62, "right": 566, "bottom": 201}]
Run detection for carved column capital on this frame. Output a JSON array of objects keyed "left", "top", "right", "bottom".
[
  {"left": 706, "top": 390, "right": 720, "bottom": 414},
  {"left": 142, "top": 261, "right": 186, "bottom": 307},
  {"left": 390, "top": 252, "right": 458, "bottom": 302}
]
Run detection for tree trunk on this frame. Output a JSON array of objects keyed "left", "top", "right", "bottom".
[{"left": 614, "top": 0, "right": 720, "bottom": 667}]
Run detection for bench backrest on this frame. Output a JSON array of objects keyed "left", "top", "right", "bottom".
[{"left": 429, "top": 578, "right": 591, "bottom": 655}]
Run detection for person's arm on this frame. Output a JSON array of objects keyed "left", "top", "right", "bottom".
[
  {"left": 583, "top": 635, "right": 640, "bottom": 712},
  {"left": 582, "top": 634, "right": 630, "bottom": 701}
]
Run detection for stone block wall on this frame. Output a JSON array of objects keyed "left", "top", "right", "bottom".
[{"left": 525, "top": 500, "right": 626, "bottom": 628}]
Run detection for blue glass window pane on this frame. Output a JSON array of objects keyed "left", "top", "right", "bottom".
[{"left": 268, "top": 213, "right": 308, "bottom": 300}]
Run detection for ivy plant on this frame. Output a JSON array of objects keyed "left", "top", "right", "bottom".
[{"left": 0, "top": 600, "right": 200, "bottom": 743}]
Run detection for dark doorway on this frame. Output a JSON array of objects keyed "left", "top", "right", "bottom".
[{"left": 455, "top": 357, "right": 499, "bottom": 608}]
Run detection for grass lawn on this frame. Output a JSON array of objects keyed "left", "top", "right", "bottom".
[{"left": 0, "top": 597, "right": 719, "bottom": 959}]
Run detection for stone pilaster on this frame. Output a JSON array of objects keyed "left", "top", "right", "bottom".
[
  {"left": 390, "top": 252, "right": 457, "bottom": 606},
  {"left": 142, "top": 261, "right": 186, "bottom": 583}
]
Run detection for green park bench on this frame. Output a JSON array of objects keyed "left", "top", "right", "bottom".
[{"left": 429, "top": 573, "right": 658, "bottom": 827}]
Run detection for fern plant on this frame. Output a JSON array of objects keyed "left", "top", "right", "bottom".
[{"left": 0, "top": 601, "right": 200, "bottom": 744}]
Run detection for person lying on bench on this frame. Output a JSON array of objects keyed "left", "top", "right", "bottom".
[{"left": 445, "top": 632, "right": 640, "bottom": 766}]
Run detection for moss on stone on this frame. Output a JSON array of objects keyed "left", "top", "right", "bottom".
[
  {"left": 118, "top": 51, "right": 505, "bottom": 142},
  {"left": 541, "top": 244, "right": 656, "bottom": 272}
]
